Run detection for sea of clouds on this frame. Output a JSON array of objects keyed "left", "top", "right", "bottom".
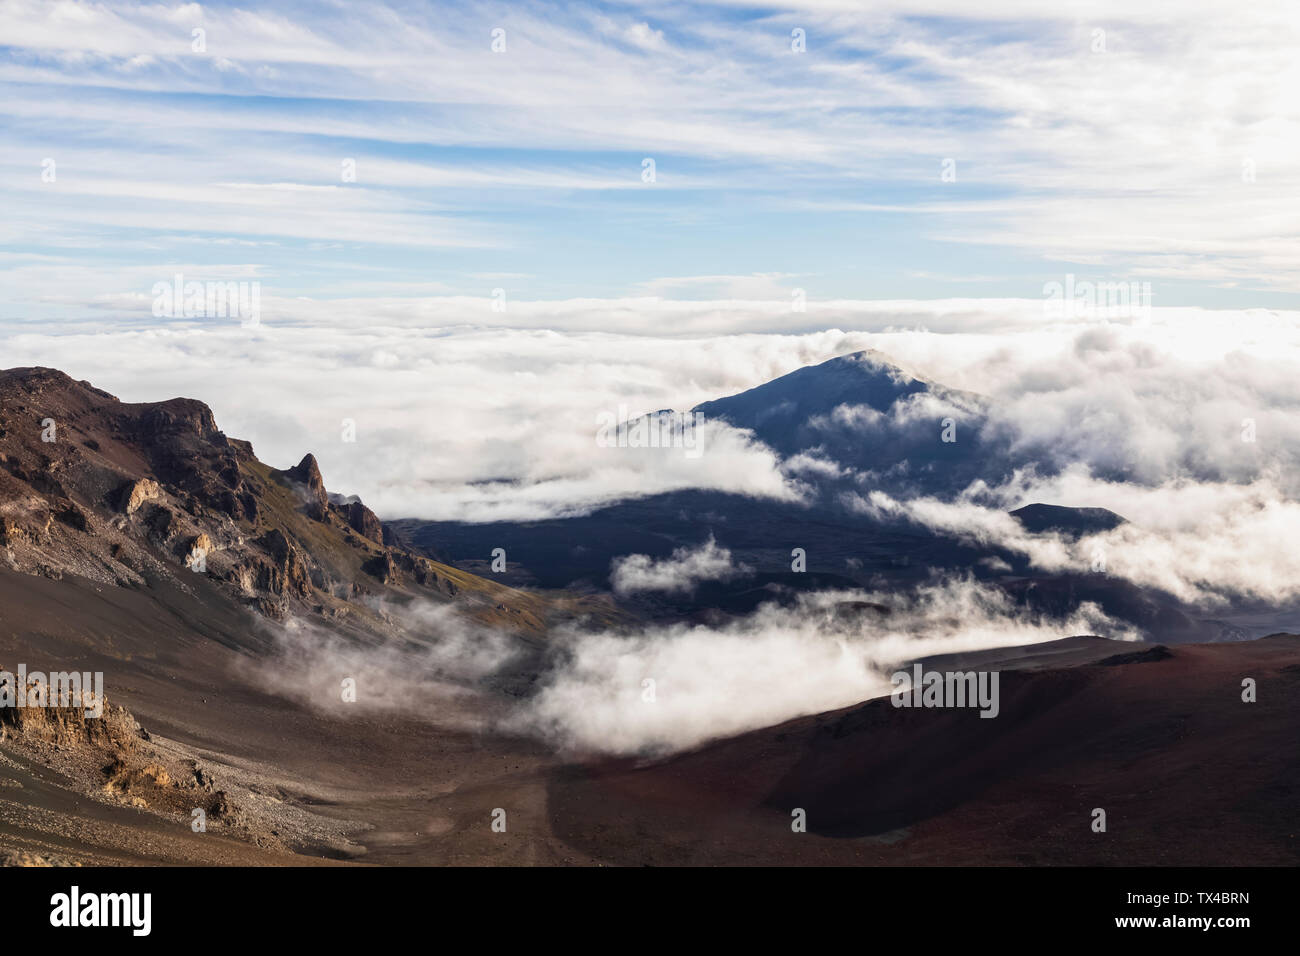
[
  {"left": 4, "top": 298, "right": 1298, "bottom": 609},
  {"left": 11, "top": 297, "right": 1291, "bottom": 751}
]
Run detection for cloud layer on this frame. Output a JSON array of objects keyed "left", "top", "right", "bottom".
[{"left": 257, "top": 578, "right": 1138, "bottom": 755}]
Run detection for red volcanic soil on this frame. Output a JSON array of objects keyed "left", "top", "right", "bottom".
[{"left": 546, "top": 637, "right": 1300, "bottom": 865}]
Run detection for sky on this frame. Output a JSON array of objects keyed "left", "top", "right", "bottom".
[
  {"left": 2, "top": 0, "right": 1300, "bottom": 538},
  {"left": 2, "top": 0, "right": 1299, "bottom": 320}
]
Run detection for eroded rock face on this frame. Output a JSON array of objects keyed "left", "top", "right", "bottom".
[
  {"left": 119, "top": 478, "right": 160, "bottom": 515},
  {"left": 0, "top": 366, "right": 535, "bottom": 634},
  {"left": 346, "top": 500, "right": 384, "bottom": 544},
  {"left": 0, "top": 666, "right": 271, "bottom": 847},
  {"left": 363, "top": 552, "right": 399, "bottom": 584},
  {"left": 55, "top": 500, "right": 91, "bottom": 533},
  {"left": 185, "top": 533, "right": 213, "bottom": 570},
  {"left": 0, "top": 517, "right": 23, "bottom": 546},
  {"left": 257, "top": 529, "right": 313, "bottom": 597},
  {"left": 0, "top": 513, "right": 43, "bottom": 546},
  {"left": 0, "top": 666, "right": 138, "bottom": 751}
]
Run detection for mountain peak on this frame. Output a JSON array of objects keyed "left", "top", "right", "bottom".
[
  {"left": 689, "top": 348, "right": 1008, "bottom": 500},
  {"left": 692, "top": 349, "right": 935, "bottom": 431},
  {"left": 277, "top": 452, "right": 329, "bottom": 518},
  {"left": 289, "top": 452, "right": 323, "bottom": 479}
]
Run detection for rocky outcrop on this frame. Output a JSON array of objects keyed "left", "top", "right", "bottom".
[
  {"left": 0, "top": 514, "right": 40, "bottom": 546},
  {"left": 0, "top": 516, "right": 22, "bottom": 546},
  {"left": 362, "top": 552, "right": 398, "bottom": 584},
  {"left": 131, "top": 399, "right": 221, "bottom": 443},
  {"left": 0, "top": 490, "right": 53, "bottom": 546},
  {"left": 345, "top": 500, "right": 384, "bottom": 544},
  {"left": 0, "top": 365, "right": 539, "bottom": 634},
  {"left": 0, "top": 666, "right": 139, "bottom": 751},
  {"left": 279, "top": 453, "right": 329, "bottom": 520},
  {"left": 118, "top": 478, "right": 160, "bottom": 515},
  {"left": 389, "top": 549, "right": 444, "bottom": 589},
  {"left": 185, "top": 533, "right": 213, "bottom": 571},
  {"left": 257, "top": 529, "right": 312, "bottom": 597}
]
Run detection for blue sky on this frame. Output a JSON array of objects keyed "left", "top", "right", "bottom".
[{"left": 2, "top": 0, "right": 1299, "bottom": 329}]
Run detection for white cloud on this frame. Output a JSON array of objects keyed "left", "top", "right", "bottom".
[
  {"left": 4, "top": 300, "right": 1300, "bottom": 525},
  {"left": 517, "top": 579, "right": 1138, "bottom": 754},
  {"left": 254, "top": 576, "right": 1138, "bottom": 756},
  {"left": 852, "top": 469, "right": 1300, "bottom": 607},
  {"left": 610, "top": 536, "right": 751, "bottom": 596}
]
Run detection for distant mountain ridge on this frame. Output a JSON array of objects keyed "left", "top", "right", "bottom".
[
  {"left": 1011, "top": 503, "right": 1126, "bottom": 537},
  {"left": 394, "top": 349, "right": 1257, "bottom": 644}
]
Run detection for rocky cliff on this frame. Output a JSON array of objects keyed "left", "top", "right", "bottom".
[{"left": 0, "top": 367, "right": 545, "bottom": 633}]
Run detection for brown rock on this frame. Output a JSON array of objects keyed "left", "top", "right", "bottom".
[
  {"left": 362, "top": 552, "right": 399, "bottom": 584},
  {"left": 0, "top": 516, "right": 26, "bottom": 546},
  {"left": 346, "top": 500, "right": 384, "bottom": 544},
  {"left": 54, "top": 501, "right": 91, "bottom": 533},
  {"left": 118, "top": 478, "right": 160, "bottom": 515},
  {"left": 258, "top": 529, "right": 312, "bottom": 597},
  {"left": 280, "top": 453, "right": 329, "bottom": 520},
  {"left": 186, "top": 533, "right": 213, "bottom": 571}
]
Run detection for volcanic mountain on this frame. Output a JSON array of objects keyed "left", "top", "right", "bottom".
[
  {"left": 394, "top": 350, "right": 1249, "bottom": 643},
  {"left": 693, "top": 349, "right": 1015, "bottom": 499}
]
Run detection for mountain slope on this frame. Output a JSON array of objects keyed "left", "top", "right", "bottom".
[
  {"left": 545, "top": 635, "right": 1300, "bottom": 865},
  {"left": 0, "top": 368, "right": 616, "bottom": 864},
  {"left": 0, "top": 367, "right": 579, "bottom": 637}
]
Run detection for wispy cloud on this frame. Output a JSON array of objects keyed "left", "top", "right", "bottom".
[{"left": 2, "top": 0, "right": 1297, "bottom": 306}]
